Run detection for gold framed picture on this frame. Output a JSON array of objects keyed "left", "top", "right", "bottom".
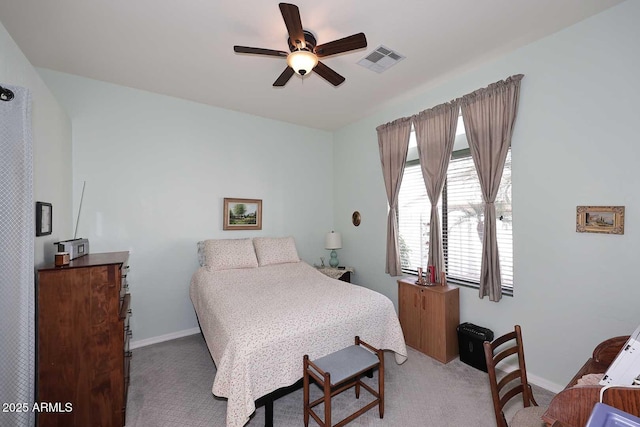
[
  {"left": 223, "top": 198, "right": 262, "bottom": 230},
  {"left": 576, "top": 206, "right": 624, "bottom": 235}
]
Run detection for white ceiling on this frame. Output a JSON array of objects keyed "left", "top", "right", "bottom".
[{"left": 0, "top": 0, "right": 623, "bottom": 131}]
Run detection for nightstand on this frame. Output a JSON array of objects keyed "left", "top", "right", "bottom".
[{"left": 316, "top": 266, "right": 354, "bottom": 283}]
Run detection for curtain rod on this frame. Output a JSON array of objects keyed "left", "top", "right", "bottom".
[
  {"left": 0, "top": 85, "right": 15, "bottom": 101},
  {"left": 376, "top": 74, "right": 524, "bottom": 129}
]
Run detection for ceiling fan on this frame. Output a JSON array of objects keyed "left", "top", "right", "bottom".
[{"left": 233, "top": 3, "right": 367, "bottom": 87}]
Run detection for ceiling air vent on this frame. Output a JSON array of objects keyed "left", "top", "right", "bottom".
[{"left": 357, "top": 45, "right": 405, "bottom": 73}]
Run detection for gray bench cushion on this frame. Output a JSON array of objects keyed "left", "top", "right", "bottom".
[{"left": 310, "top": 345, "right": 379, "bottom": 386}]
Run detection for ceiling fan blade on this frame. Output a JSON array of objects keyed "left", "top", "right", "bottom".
[
  {"left": 315, "top": 33, "right": 367, "bottom": 58},
  {"left": 279, "top": 3, "right": 305, "bottom": 48},
  {"left": 273, "top": 67, "right": 295, "bottom": 87},
  {"left": 313, "top": 61, "right": 345, "bottom": 86},
  {"left": 234, "top": 46, "right": 288, "bottom": 57}
]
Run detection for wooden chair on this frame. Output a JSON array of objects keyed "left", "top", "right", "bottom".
[
  {"left": 303, "top": 336, "right": 384, "bottom": 427},
  {"left": 483, "top": 325, "right": 547, "bottom": 427}
]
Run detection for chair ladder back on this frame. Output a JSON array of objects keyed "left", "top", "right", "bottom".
[
  {"left": 497, "top": 369, "right": 523, "bottom": 392},
  {"left": 494, "top": 345, "right": 519, "bottom": 365},
  {"left": 491, "top": 330, "right": 517, "bottom": 348},
  {"left": 484, "top": 325, "right": 539, "bottom": 427},
  {"left": 499, "top": 383, "right": 526, "bottom": 409}
]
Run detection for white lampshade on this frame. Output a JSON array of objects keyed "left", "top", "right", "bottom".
[
  {"left": 325, "top": 231, "right": 342, "bottom": 250},
  {"left": 287, "top": 50, "right": 318, "bottom": 76}
]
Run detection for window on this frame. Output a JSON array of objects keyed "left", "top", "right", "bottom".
[{"left": 397, "top": 123, "right": 513, "bottom": 294}]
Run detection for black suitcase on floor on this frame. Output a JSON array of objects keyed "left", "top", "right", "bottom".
[{"left": 457, "top": 322, "right": 494, "bottom": 372}]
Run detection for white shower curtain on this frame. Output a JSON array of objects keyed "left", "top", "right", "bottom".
[{"left": 0, "top": 84, "right": 35, "bottom": 427}]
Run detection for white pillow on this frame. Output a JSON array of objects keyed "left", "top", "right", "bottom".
[
  {"left": 253, "top": 237, "right": 300, "bottom": 266},
  {"left": 202, "top": 238, "right": 259, "bottom": 270}
]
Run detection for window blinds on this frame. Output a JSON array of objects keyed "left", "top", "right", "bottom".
[{"left": 397, "top": 149, "right": 513, "bottom": 289}]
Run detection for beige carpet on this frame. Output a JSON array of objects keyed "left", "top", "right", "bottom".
[{"left": 125, "top": 334, "right": 555, "bottom": 426}]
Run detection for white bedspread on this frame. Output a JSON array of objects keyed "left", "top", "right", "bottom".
[{"left": 190, "top": 261, "right": 407, "bottom": 427}]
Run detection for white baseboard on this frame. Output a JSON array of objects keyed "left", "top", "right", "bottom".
[
  {"left": 130, "top": 327, "right": 201, "bottom": 350},
  {"left": 527, "top": 372, "right": 565, "bottom": 394}
]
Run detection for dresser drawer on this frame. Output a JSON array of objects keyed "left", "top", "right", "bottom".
[
  {"left": 124, "top": 327, "right": 131, "bottom": 353},
  {"left": 119, "top": 293, "right": 131, "bottom": 322},
  {"left": 124, "top": 350, "right": 132, "bottom": 387},
  {"left": 119, "top": 265, "right": 130, "bottom": 302},
  {"left": 123, "top": 307, "right": 131, "bottom": 333},
  {"left": 123, "top": 348, "right": 132, "bottom": 425}
]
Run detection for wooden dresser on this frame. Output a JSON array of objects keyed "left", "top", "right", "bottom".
[
  {"left": 397, "top": 278, "right": 460, "bottom": 363},
  {"left": 37, "top": 251, "right": 132, "bottom": 427}
]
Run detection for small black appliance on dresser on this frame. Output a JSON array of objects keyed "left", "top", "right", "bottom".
[{"left": 457, "top": 322, "right": 494, "bottom": 372}]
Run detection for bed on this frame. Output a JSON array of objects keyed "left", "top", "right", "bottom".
[{"left": 190, "top": 237, "right": 407, "bottom": 427}]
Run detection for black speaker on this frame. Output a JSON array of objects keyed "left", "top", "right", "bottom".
[{"left": 457, "top": 322, "right": 494, "bottom": 372}]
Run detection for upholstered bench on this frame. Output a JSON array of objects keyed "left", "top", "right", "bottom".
[{"left": 303, "top": 336, "right": 384, "bottom": 427}]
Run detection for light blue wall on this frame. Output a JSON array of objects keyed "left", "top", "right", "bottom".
[
  {"left": 0, "top": 21, "right": 72, "bottom": 266},
  {"left": 39, "top": 69, "right": 334, "bottom": 343},
  {"left": 333, "top": 1, "right": 640, "bottom": 390}
]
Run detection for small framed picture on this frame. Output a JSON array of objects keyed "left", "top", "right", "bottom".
[
  {"left": 223, "top": 198, "right": 262, "bottom": 230},
  {"left": 36, "top": 201, "right": 53, "bottom": 236},
  {"left": 576, "top": 206, "right": 624, "bottom": 235}
]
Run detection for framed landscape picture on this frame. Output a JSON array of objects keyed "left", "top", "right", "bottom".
[
  {"left": 223, "top": 198, "right": 262, "bottom": 230},
  {"left": 576, "top": 206, "right": 624, "bottom": 235}
]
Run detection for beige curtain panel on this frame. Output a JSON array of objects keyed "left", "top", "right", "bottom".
[
  {"left": 461, "top": 74, "right": 523, "bottom": 301},
  {"left": 377, "top": 117, "right": 412, "bottom": 276},
  {"left": 412, "top": 100, "right": 460, "bottom": 281}
]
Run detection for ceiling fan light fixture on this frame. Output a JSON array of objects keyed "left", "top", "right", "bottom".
[
  {"left": 234, "top": 3, "right": 366, "bottom": 87},
  {"left": 287, "top": 50, "right": 318, "bottom": 76}
]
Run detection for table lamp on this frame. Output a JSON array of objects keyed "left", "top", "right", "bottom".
[{"left": 325, "top": 231, "right": 342, "bottom": 268}]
